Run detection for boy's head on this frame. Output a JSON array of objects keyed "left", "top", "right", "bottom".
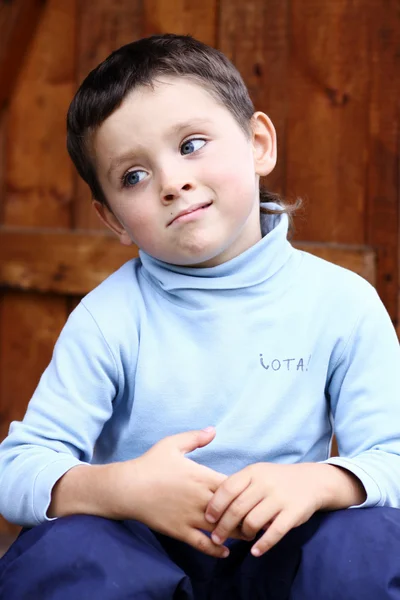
[{"left": 67, "top": 34, "right": 277, "bottom": 267}]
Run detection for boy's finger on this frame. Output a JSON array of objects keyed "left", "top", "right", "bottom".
[
  {"left": 205, "top": 471, "right": 251, "bottom": 523},
  {"left": 169, "top": 427, "right": 216, "bottom": 454},
  {"left": 240, "top": 499, "right": 279, "bottom": 540},
  {"left": 250, "top": 511, "right": 293, "bottom": 557},
  {"left": 210, "top": 487, "right": 263, "bottom": 545},
  {"left": 186, "top": 530, "right": 230, "bottom": 559}
]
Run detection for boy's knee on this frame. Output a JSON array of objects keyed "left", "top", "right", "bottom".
[
  {"left": 0, "top": 516, "right": 190, "bottom": 600},
  {"left": 292, "top": 508, "right": 400, "bottom": 600}
]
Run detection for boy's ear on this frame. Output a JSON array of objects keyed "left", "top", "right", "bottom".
[
  {"left": 251, "top": 112, "right": 277, "bottom": 177},
  {"left": 92, "top": 200, "right": 132, "bottom": 246}
]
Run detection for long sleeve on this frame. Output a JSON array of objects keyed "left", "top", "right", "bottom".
[
  {"left": 0, "top": 302, "right": 120, "bottom": 526},
  {"left": 324, "top": 284, "right": 400, "bottom": 507}
]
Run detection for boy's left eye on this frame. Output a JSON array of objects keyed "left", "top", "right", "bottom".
[{"left": 180, "top": 139, "right": 206, "bottom": 156}]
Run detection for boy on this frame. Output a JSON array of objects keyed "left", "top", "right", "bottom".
[{"left": 1, "top": 34, "right": 400, "bottom": 599}]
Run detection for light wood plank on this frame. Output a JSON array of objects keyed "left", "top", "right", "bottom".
[
  {"left": 73, "top": 0, "right": 218, "bottom": 230},
  {"left": 218, "top": 0, "right": 289, "bottom": 196},
  {"left": 287, "top": 0, "right": 369, "bottom": 245},
  {"left": 73, "top": 0, "right": 144, "bottom": 230},
  {"left": 0, "top": 229, "right": 375, "bottom": 295}
]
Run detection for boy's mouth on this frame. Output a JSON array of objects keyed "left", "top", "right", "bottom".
[{"left": 167, "top": 201, "right": 212, "bottom": 226}]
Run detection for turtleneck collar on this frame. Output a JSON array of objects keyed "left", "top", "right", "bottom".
[{"left": 138, "top": 204, "right": 295, "bottom": 310}]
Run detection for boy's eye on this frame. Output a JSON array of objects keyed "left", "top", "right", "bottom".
[
  {"left": 122, "top": 170, "right": 147, "bottom": 187},
  {"left": 180, "top": 138, "right": 206, "bottom": 156}
]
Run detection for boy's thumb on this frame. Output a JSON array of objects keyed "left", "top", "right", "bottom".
[{"left": 174, "top": 427, "right": 216, "bottom": 454}]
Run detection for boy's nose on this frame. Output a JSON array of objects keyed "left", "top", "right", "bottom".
[{"left": 161, "top": 181, "right": 195, "bottom": 203}]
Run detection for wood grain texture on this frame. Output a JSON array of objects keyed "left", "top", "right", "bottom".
[
  {"left": 73, "top": 0, "right": 145, "bottom": 231},
  {"left": 0, "top": 290, "right": 66, "bottom": 536},
  {"left": 72, "top": 0, "right": 217, "bottom": 230},
  {"left": 0, "top": 107, "right": 6, "bottom": 223},
  {"left": 3, "top": 0, "right": 76, "bottom": 228},
  {"left": 0, "top": 229, "right": 375, "bottom": 295},
  {"left": 0, "top": 0, "right": 45, "bottom": 111},
  {"left": 143, "top": 0, "right": 217, "bottom": 45},
  {"left": 287, "top": 0, "right": 370, "bottom": 244},
  {"left": 0, "top": 0, "right": 75, "bottom": 533},
  {"left": 0, "top": 292, "right": 66, "bottom": 442},
  {"left": 218, "top": 0, "right": 289, "bottom": 195},
  {"left": 366, "top": 0, "right": 400, "bottom": 327}
]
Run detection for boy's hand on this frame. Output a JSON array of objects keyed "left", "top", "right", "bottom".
[
  {"left": 205, "top": 462, "right": 366, "bottom": 557},
  {"left": 114, "top": 427, "right": 233, "bottom": 558}
]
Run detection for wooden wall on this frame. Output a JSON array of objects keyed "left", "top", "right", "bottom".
[{"left": 0, "top": 0, "right": 399, "bottom": 532}]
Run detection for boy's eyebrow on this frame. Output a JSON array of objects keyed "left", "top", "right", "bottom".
[
  {"left": 169, "top": 118, "right": 213, "bottom": 136},
  {"left": 107, "top": 118, "right": 213, "bottom": 179}
]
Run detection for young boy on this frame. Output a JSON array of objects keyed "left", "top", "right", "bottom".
[{"left": 1, "top": 34, "right": 400, "bottom": 599}]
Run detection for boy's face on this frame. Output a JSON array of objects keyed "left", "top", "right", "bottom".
[{"left": 93, "top": 76, "right": 276, "bottom": 267}]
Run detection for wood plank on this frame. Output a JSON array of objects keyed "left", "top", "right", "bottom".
[
  {"left": 3, "top": 0, "right": 76, "bottom": 228},
  {"left": 287, "top": 0, "right": 369, "bottom": 244},
  {"left": 366, "top": 0, "right": 400, "bottom": 328},
  {"left": 0, "top": 0, "right": 76, "bottom": 533},
  {"left": 143, "top": 0, "right": 217, "bottom": 45},
  {"left": 73, "top": 0, "right": 145, "bottom": 231},
  {"left": 293, "top": 241, "right": 376, "bottom": 286},
  {"left": 73, "top": 0, "right": 217, "bottom": 230},
  {"left": 0, "top": 0, "right": 46, "bottom": 111},
  {"left": 218, "top": 0, "right": 289, "bottom": 195},
  {"left": 0, "top": 292, "right": 66, "bottom": 443},
  {"left": 0, "top": 104, "right": 6, "bottom": 222},
  {"left": 0, "top": 291, "right": 66, "bottom": 535},
  {"left": 0, "top": 229, "right": 375, "bottom": 295}
]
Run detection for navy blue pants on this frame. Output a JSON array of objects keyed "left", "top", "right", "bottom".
[{"left": 1, "top": 508, "right": 399, "bottom": 599}]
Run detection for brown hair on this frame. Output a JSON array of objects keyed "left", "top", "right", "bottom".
[{"left": 67, "top": 33, "right": 297, "bottom": 219}]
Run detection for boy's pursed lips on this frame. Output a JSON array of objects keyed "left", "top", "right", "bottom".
[{"left": 167, "top": 201, "right": 213, "bottom": 226}]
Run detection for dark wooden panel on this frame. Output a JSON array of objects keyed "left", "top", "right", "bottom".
[
  {"left": 286, "top": 0, "right": 369, "bottom": 245},
  {"left": 218, "top": 0, "right": 289, "bottom": 196},
  {"left": 0, "top": 0, "right": 77, "bottom": 533},
  {"left": 366, "top": 0, "right": 400, "bottom": 327},
  {"left": 73, "top": 0, "right": 218, "bottom": 230},
  {"left": 73, "top": 0, "right": 144, "bottom": 231},
  {"left": 3, "top": 0, "right": 76, "bottom": 228},
  {"left": 143, "top": 0, "right": 217, "bottom": 45},
  {"left": 0, "top": 229, "right": 137, "bottom": 294},
  {"left": 0, "top": 291, "right": 65, "bottom": 535},
  {"left": 0, "top": 0, "right": 45, "bottom": 111},
  {"left": 0, "top": 229, "right": 375, "bottom": 295},
  {"left": 0, "top": 292, "right": 66, "bottom": 442},
  {"left": 0, "top": 107, "right": 6, "bottom": 222}
]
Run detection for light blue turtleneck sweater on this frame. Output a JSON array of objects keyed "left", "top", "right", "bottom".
[{"left": 1, "top": 210, "right": 400, "bottom": 527}]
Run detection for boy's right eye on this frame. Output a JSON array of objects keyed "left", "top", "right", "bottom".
[{"left": 122, "top": 170, "right": 147, "bottom": 187}]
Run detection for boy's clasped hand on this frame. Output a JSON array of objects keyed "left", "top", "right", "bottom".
[{"left": 121, "top": 426, "right": 365, "bottom": 559}]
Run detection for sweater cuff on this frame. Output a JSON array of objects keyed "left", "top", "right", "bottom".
[
  {"left": 321, "top": 456, "right": 382, "bottom": 508},
  {"left": 32, "top": 457, "right": 84, "bottom": 524}
]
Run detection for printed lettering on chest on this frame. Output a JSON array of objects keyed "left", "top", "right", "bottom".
[{"left": 259, "top": 354, "right": 312, "bottom": 372}]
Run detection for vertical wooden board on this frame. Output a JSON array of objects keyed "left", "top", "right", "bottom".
[
  {"left": 3, "top": 0, "right": 76, "bottom": 228},
  {"left": 286, "top": 0, "right": 369, "bottom": 244},
  {"left": 0, "top": 0, "right": 46, "bottom": 112},
  {"left": 0, "top": 292, "right": 66, "bottom": 442},
  {"left": 0, "top": 292, "right": 66, "bottom": 534},
  {"left": 0, "top": 108, "right": 6, "bottom": 222},
  {"left": 73, "top": 0, "right": 218, "bottom": 230},
  {"left": 0, "top": 0, "right": 76, "bottom": 530},
  {"left": 73, "top": 0, "right": 145, "bottom": 231},
  {"left": 218, "top": 0, "right": 289, "bottom": 195},
  {"left": 143, "top": 0, "right": 217, "bottom": 46},
  {"left": 366, "top": 0, "right": 400, "bottom": 327}
]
